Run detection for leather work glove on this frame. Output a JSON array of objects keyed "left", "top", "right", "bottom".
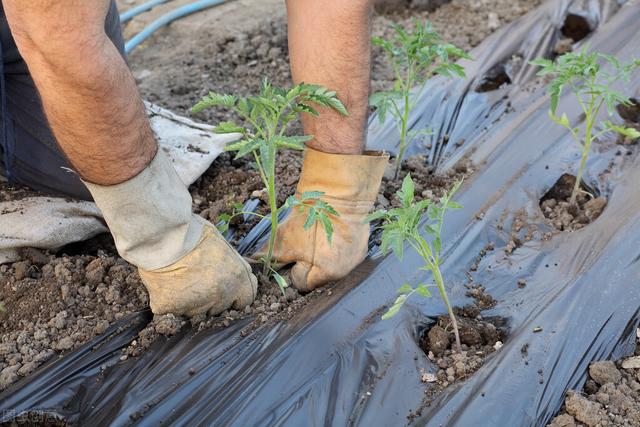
[
  {"left": 256, "top": 147, "right": 388, "bottom": 292},
  {"left": 84, "top": 150, "right": 257, "bottom": 316}
]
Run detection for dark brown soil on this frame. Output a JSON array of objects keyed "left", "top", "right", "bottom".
[
  {"left": 548, "top": 333, "right": 640, "bottom": 427},
  {"left": 410, "top": 284, "right": 505, "bottom": 419},
  {"left": 540, "top": 174, "right": 607, "bottom": 232},
  {"left": 0, "top": 254, "right": 148, "bottom": 390}
]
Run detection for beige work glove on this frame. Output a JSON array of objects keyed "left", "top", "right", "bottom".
[
  {"left": 84, "top": 150, "right": 257, "bottom": 316},
  {"left": 257, "top": 148, "right": 388, "bottom": 292}
]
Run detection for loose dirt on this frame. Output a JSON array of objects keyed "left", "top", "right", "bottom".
[
  {"left": 409, "top": 284, "right": 506, "bottom": 420},
  {"left": 0, "top": 254, "right": 148, "bottom": 390},
  {"left": 548, "top": 333, "right": 640, "bottom": 427},
  {"left": 0, "top": 0, "right": 540, "bottom": 392},
  {"left": 540, "top": 174, "right": 607, "bottom": 232}
]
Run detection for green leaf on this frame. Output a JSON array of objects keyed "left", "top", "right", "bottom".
[
  {"left": 366, "top": 210, "right": 388, "bottom": 223},
  {"left": 303, "top": 208, "right": 317, "bottom": 230},
  {"left": 321, "top": 215, "right": 334, "bottom": 244},
  {"left": 549, "top": 111, "right": 571, "bottom": 128},
  {"left": 415, "top": 284, "right": 431, "bottom": 297},
  {"left": 381, "top": 294, "right": 408, "bottom": 320},
  {"left": 272, "top": 272, "right": 288, "bottom": 297},
  {"left": 608, "top": 123, "right": 640, "bottom": 139},
  {"left": 397, "top": 284, "right": 413, "bottom": 294},
  {"left": 226, "top": 139, "right": 262, "bottom": 159},
  {"left": 398, "top": 174, "right": 415, "bottom": 207},
  {"left": 300, "top": 191, "right": 325, "bottom": 201},
  {"left": 447, "top": 201, "right": 463, "bottom": 210},
  {"left": 274, "top": 135, "right": 313, "bottom": 150},
  {"left": 213, "top": 121, "right": 245, "bottom": 134},
  {"left": 192, "top": 92, "right": 237, "bottom": 113},
  {"left": 433, "top": 236, "right": 441, "bottom": 256}
]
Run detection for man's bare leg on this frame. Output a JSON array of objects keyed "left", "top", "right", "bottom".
[
  {"left": 2, "top": 0, "right": 155, "bottom": 185},
  {"left": 286, "top": 0, "right": 372, "bottom": 155}
]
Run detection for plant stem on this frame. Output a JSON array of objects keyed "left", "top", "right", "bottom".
[
  {"left": 264, "top": 145, "right": 278, "bottom": 276},
  {"left": 433, "top": 266, "right": 461, "bottom": 353},
  {"left": 394, "top": 93, "right": 411, "bottom": 179},
  {"left": 570, "top": 99, "right": 595, "bottom": 205}
]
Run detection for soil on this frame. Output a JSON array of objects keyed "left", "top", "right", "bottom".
[
  {"left": 548, "top": 332, "right": 640, "bottom": 427},
  {"left": 0, "top": 0, "right": 539, "bottom": 393},
  {"left": 409, "top": 284, "right": 506, "bottom": 419},
  {"left": 0, "top": 254, "right": 148, "bottom": 391},
  {"left": 540, "top": 174, "right": 608, "bottom": 232}
]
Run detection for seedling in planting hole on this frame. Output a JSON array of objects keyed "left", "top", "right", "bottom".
[
  {"left": 370, "top": 20, "right": 470, "bottom": 178},
  {"left": 531, "top": 49, "right": 640, "bottom": 204},
  {"left": 367, "top": 175, "right": 463, "bottom": 352},
  {"left": 192, "top": 79, "right": 346, "bottom": 290}
]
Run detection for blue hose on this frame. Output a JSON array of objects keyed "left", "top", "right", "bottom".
[
  {"left": 125, "top": 0, "right": 231, "bottom": 54},
  {"left": 120, "top": 0, "right": 173, "bottom": 23}
]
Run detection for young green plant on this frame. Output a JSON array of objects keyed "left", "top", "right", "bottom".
[
  {"left": 192, "top": 79, "right": 346, "bottom": 286},
  {"left": 531, "top": 49, "right": 640, "bottom": 204},
  {"left": 370, "top": 20, "right": 470, "bottom": 178},
  {"left": 368, "top": 175, "right": 463, "bottom": 352}
]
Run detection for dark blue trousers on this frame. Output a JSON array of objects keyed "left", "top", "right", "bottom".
[{"left": 0, "top": 2, "right": 125, "bottom": 201}]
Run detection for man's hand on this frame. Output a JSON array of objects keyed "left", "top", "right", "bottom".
[
  {"left": 275, "top": 0, "right": 378, "bottom": 289},
  {"left": 139, "top": 222, "right": 257, "bottom": 316},
  {"left": 84, "top": 150, "right": 257, "bottom": 316},
  {"left": 256, "top": 148, "right": 387, "bottom": 291}
]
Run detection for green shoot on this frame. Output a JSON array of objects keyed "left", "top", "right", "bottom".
[
  {"left": 368, "top": 175, "right": 463, "bottom": 352},
  {"left": 193, "top": 79, "right": 347, "bottom": 278},
  {"left": 370, "top": 20, "right": 470, "bottom": 178},
  {"left": 531, "top": 49, "right": 640, "bottom": 204}
]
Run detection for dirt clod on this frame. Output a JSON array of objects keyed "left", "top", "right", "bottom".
[
  {"left": 540, "top": 174, "right": 607, "bottom": 232},
  {"left": 589, "top": 361, "right": 621, "bottom": 386},
  {"left": 549, "top": 333, "right": 640, "bottom": 427}
]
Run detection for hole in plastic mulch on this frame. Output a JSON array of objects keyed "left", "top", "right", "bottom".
[
  {"left": 617, "top": 98, "right": 640, "bottom": 124},
  {"left": 540, "top": 174, "right": 607, "bottom": 232},
  {"left": 561, "top": 13, "right": 593, "bottom": 42},
  {"left": 476, "top": 63, "right": 512, "bottom": 93}
]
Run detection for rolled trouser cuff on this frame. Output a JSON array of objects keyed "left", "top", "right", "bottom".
[{"left": 83, "top": 149, "right": 203, "bottom": 270}]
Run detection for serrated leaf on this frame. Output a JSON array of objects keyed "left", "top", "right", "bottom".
[
  {"left": 366, "top": 210, "right": 388, "bottom": 223},
  {"left": 609, "top": 124, "right": 640, "bottom": 139},
  {"left": 213, "top": 121, "right": 245, "bottom": 135},
  {"left": 300, "top": 191, "right": 325, "bottom": 201},
  {"left": 275, "top": 135, "right": 313, "bottom": 150}
]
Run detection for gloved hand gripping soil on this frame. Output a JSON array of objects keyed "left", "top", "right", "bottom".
[
  {"left": 84, "top": 150, "right": 257, "bottom": 316},
  {"left": 192, "top": 79, "right": 388, "bottom": 292}
]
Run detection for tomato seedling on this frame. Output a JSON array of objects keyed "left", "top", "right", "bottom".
[
  {"left": 192, "top": 79, "right": 346, "bottom": 290},
  {"left": 531, "top": 49, "right": 640, "bottom": 204},
  {"left": 370, "top": 20, "right": 470, "bottom": 178},
  {"left": 368, "top": 175, "right": 463, "bottom": 352}
]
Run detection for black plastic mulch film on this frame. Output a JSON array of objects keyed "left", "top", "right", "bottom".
[{"left": 2, "top": 0, "right": 640, "bottom": 425}]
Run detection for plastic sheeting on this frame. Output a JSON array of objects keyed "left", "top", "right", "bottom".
[{"left": 2, "top": 0, "right": 640, "bottom": 425}]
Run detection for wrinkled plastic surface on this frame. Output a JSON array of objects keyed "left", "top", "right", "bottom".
[{"left": 2, "top": 0, "right": 640, "bottom": 425}]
